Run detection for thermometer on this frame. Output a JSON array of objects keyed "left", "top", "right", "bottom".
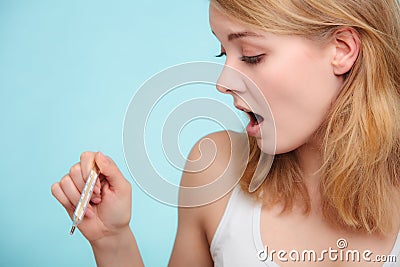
[{"left": 70, "top": 163, "right": 100, "bottom": 235}]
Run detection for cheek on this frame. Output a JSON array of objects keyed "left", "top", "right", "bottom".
[{"left": 257, "top": 52, "right": 341, "bottom": 154}]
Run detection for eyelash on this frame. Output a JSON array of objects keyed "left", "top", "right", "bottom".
[
  {"left": 215, "top": 52, "right": 265, "bottom": 65},
  {"left": 241, "top": 55, "right": 265, "bottom": 65},
  {"left": 215, "top": 52, "right": 226, "bottom": 58}
]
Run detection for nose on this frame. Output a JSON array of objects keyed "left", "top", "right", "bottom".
[{"left": 216, "top": 64, "right": 247, "bottom": 94}]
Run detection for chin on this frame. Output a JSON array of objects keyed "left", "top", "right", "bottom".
[
  {"left": 256, "top": 137, "right": 277, "bottom": 155},
  {"left": 258, "top": 138, "right": 301, "bottom": 155}
]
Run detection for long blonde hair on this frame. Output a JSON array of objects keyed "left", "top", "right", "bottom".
[{"left": 211, "top": 0, "right": 400, "bottom": 234}]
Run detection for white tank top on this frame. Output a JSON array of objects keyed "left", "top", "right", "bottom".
[{"left": 210, "top": 185, "right": 400, "bottom": 267}]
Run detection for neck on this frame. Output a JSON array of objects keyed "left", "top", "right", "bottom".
[{"left": 295, "top": 142, "right": 323, "bottom": 208}]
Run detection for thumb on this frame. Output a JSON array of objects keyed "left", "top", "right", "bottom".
[{"left": 95, "top": 151, "right": 126, "bottom": 188}]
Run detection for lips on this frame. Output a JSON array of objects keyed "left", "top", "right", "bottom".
[
  {"left": 235, "top": 105, "right": 264, "bottom": 125},
  {"left": 235, "top": 105, "right": 265, "bottom": 136}
]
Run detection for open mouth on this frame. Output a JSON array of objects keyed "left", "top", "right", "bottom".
[
  {"left": 234, "top": 105, "right": 265, "bottom": 134},
  {"left": 235, "top": 105, "right": 265, "bottom": 136},
  {"left": 248, "top": 111, "right": 264, "bottom": 126}
]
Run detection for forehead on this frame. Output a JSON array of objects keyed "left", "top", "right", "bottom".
[
  {"left": 209, "top": 4, "right": 249, "bottom": 35},
  {"left": 209, "top": 4, "right": 269, "bottom": 45}
]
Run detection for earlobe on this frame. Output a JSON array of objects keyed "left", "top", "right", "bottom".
[{"left": 331, "top": 28, "right": 361, "bottom": 76}]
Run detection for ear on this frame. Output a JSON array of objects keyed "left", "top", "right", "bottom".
[{"left": 331, "top": 28, "right": 360, "bottom": 75}]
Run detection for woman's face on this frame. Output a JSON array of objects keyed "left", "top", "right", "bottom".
[{"left": 209, "top": 4, "right": 344, "bottom": 154}]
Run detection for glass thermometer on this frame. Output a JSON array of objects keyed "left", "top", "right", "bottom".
[{"left": 70, "top": 162, "right": 100, "bottom": 235}]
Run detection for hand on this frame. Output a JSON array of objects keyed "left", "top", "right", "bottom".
[{"left": 51, "top": 151, "right": 132, "bottom": 243}]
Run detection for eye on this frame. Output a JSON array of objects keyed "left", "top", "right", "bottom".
[{"left": 241, "top": 54, "right": 265, "bottom": 65}]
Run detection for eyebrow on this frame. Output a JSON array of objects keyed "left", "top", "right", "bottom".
[
  {"left": 228, "top": 31, "right": 263, "bottom": 41},
  {"left": 211, "top": 31, "right": 264, "bottom": 41}
]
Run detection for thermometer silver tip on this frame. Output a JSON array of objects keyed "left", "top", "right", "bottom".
[{"left": 70, "top": 225, "right": 76, "bottom": 235}]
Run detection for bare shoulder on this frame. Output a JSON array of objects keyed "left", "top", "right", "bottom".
[
  {"left": 170, "top": 130, "right": 247, "bottom": 266},
  {"left": 180, "top": 130, "right": 247, "bottom": 196},
  {"left": 180, "top": 130, "right": 248, "bottom": 243}
]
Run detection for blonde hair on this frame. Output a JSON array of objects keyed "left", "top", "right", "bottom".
[{"left": 211, "top": 0, "right": 400, "bottom": 233}]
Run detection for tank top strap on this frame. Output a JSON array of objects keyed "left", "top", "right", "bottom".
[{"left": 210, "top": 185, "right": 268, "bottom": 266}]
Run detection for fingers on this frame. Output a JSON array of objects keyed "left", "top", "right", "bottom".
[
  {"left": 52, "top": 151, "right": 128, "bottom": 217},
  {"left": 80, "top": 151, "right": 96, "bottom": 182},
  {"left": 60, "top": 174, "right": 82, "bottom": 207},
  {"left": 52, "top": 152, "right": 107, "bottom": 223},
  {"left": 69, "top": 160, "right": 101, "bottom": 194},
  {"left": 94, "top": 151, "right": 128, "bottom": 189},
  {"left": 69, "top": 163, "right": 85, "bottom": 193},
  {"left": 79, "top": 151, "right": 102, "bottom": 194},
  {"left": 52, "top": 174, "right": 98, "bottom": 218},
  {"left": 78, "top": 151, "right": 126, "bottom": 190},
  {"left": 51, "top": 179, "right": 74, "bottom": 217}
]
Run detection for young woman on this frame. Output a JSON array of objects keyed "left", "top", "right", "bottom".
[{"left": 51, "top": 0, "right": 400, "bottom": 266}]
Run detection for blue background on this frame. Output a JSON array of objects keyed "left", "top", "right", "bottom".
[{"left": 0, "top": 0, "right": 239, "bottom": 266}]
